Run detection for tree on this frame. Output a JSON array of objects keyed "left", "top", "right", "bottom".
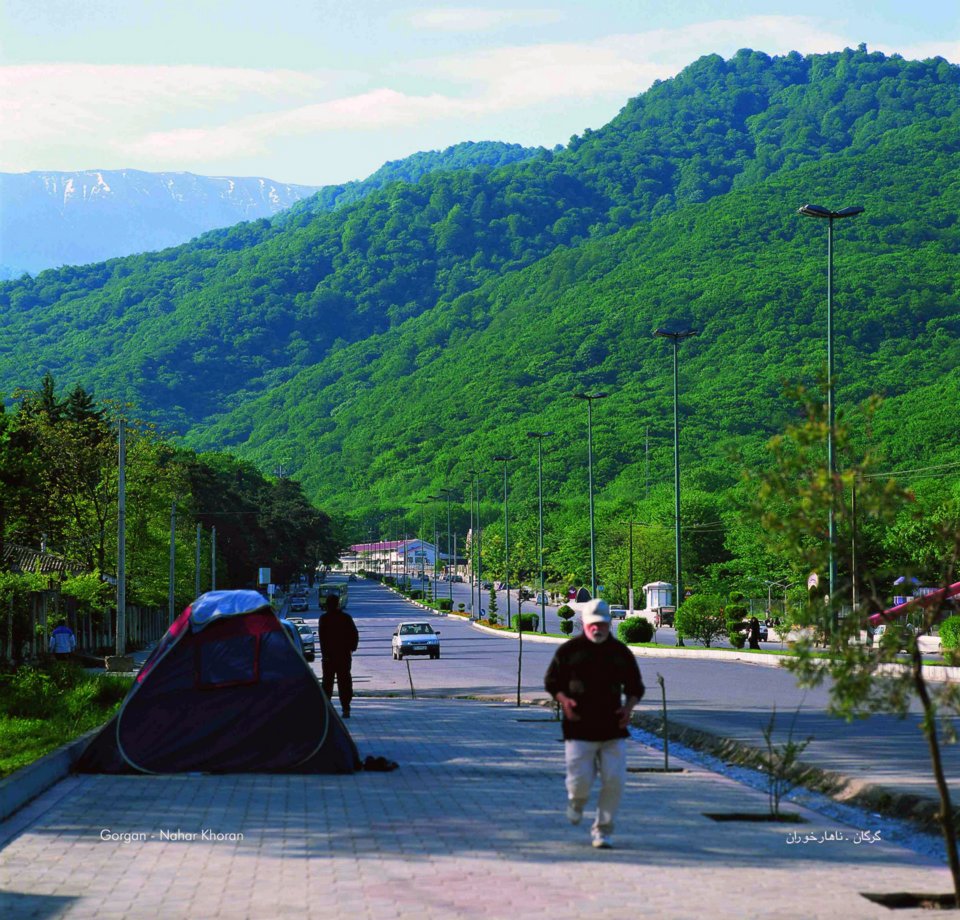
[
  {"left": 747, "top": 389, "right": 960, "bottom": 904},
  {"left": 674, "top": 593, "right": 727, "bottom": 647}
]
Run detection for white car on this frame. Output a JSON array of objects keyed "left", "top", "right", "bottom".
[{"left": 392, "top": 622, "right": 441, "bottom": 660}]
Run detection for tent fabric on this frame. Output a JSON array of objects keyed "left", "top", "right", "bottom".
[{"left": 75, "top": 591, "right": 360, "bottom": 775}]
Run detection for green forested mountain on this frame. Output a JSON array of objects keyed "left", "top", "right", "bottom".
[
  {"left": 3, "top": 46, "right": 960, "bottom": 593},
  {"left": 276, "top": 140, "right": 541, "bottom": 223}
]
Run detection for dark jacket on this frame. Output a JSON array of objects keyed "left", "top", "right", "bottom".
[
  {"left": 544, "top": 635, "right": 645, "bottom": 741},
  {"left": 319, "top": 610, "right": 359, "bottom": 660}
]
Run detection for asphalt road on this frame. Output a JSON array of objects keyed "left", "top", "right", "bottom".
[{"left": 299, "top": 578, "right": 960, "bottom": 808}]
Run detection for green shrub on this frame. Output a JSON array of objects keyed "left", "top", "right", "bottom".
[
  {"left": 557, "top": 604, "right": 574, "bottom": 621},
  {"left": 618, "top": 617, "right": 654, "bottom": 643},
  {"left": 559, "top": 619, "right": 573, "bottom": 635},
  {"left": 408, "top": 589, "right": 423, "bottom": 600},
  {"left": 437, "top": 598, "right": 453, "bottom": 611},
  {"left": 511, "top": 613, "right": 538, "bottom": 631},
  {"left": 879, "top": 624, "right": 912, "bottom": 652},
  {"left": 730, "top": 632, "right": 747, "bottom": 649},
  {"left": 675, "top": 594, "right": 727, "bottom": 648},
  {"left": 939, "top": 616, "right": 960, "bottom": 650}
]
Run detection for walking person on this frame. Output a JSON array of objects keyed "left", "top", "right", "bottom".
[
  {"left": 544, "top": 598, "right": 644, "bottom": 849},
  {"left": 49, "top": 622, "right": 76, "bottom": 661},
  {"left": 319, "top": 594, "right": 359, "bottom": 719}
]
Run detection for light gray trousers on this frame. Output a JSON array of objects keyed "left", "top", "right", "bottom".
[{"left": 564, "top": 738, "right": 627, "bottom": 834}]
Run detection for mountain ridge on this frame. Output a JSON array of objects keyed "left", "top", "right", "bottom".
[{"left": 2, "top": 47, "right": 959, "bottom": 546}]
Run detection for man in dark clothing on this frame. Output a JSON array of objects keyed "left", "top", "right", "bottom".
[
  {"left": 319, "top": 594, "right": 359, "bottom": 718},
  {"left": 544, "top": 598, "right": 644, "bottom": 849}
]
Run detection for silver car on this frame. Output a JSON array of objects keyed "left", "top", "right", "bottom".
[
  {"left": 296, "top": 623, "right": 316, "bottom": 661},
  {"left": 392, "top": 622, "right": 440, "bottom": 660}
]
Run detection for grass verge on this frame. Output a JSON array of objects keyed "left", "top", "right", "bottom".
[{"left": 0, "top": 661, "right": 132, "bottom": 779}]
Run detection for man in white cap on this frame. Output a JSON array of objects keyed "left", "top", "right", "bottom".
[{"left": 544, "top": 598, "right": 644, "bottom": 849}]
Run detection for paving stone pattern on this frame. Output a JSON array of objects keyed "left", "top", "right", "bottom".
[{"left": 0, "top": 698, "right": 950, "bottom": 919}]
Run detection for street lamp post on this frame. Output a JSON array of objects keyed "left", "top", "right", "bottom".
[
  {"left": 492, "top": 455, "right": 516, "bottom": 625},
  {"left": 426, "top": 496, "right": 441, "bottom": 584},
  {"left": 439, "top": 487, "right": 456, "bottom": 602},
  {"left": 572, "top": 392, "right": 608, "bottom": 597},
  {"left": 798, "top": 203, "right": 864, "bottom": 630},
  {"left": 527, "top": 431, "right": 554, "bottom": 633},
  {"left": 620, "top": 520, "right": 646, "bottom": 616},
  {"left": 414, "top": 499, "right": 430, "bottom": 582},
  {"left": 653, "top": 328, "right": 697, "bottom": 641},
  {"left": 467, "top": 469, "right": 483, "bottom": 618}
]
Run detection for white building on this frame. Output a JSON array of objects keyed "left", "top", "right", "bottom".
[{"left": 338, "top": 539, "right": 443, "bottom": 575}]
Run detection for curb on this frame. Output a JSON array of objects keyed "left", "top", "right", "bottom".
[
  {"left": 0, "top": 728, "right": 98, "bottom": 823},
  {"left": 629, "top": 710, "right": 952, "bottom": 836}
]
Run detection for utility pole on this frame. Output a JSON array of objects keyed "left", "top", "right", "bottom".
[
  {"left": 211, "top": 526, "right": 217, "bottom": 591},
  {"left": 195, "top": 524, "right": 201, "bottom": 598}
]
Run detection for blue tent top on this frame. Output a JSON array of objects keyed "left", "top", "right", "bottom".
[{"left": 189, "top": 589, "right": 271, "bottom": 632}]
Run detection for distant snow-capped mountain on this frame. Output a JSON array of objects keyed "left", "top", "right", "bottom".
[{"left": 0, "top": 170, "right": 320, "bottom": 277}]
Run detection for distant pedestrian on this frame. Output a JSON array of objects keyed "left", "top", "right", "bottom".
[
  {"left": 319, "top": 594, "right": 359, "bottom": 719},
  {"left": 544, "top": 599, "right": 644, "bottom": 849},
  {"left": 49, "top": 623, "right": 76, "bottom": 660},
  {"left": 747, "top": 616, "right": 762, "bottom": 649}
]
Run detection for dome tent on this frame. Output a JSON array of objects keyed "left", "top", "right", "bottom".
[{"left": 75, "top": 590, "right": 359, "bottom": 774}]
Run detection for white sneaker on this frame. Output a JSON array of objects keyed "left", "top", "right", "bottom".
[
  {"left": 566, "top": 802, "right": 583, "bottom": 825},
  {"left": 591, "top": 833, "right": 612, "bottom": 849}
]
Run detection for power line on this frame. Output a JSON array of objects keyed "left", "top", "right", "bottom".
[{"left": 862, "top": 459, "right": 960, "bottom": 480}]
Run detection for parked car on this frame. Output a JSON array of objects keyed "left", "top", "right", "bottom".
[
  {"left": 757, "top": 621, "right": 769, "bottom": 641},
  {"left": 287, "top": 616, "right": 306, "bottom": 625},
  {"left": 874, "top": 622, "right": 915, "bottom": 650},
  {"left": 392, "top": 622, "right": 441, "bottom": 660},
  {"left": 609, "top": 605, "right": 628, "bottom": 619},
  {"left": 533, "top": 592, "right": 550, "bottom": 605},
  {"left": 296, "top": 623, "right": 316, "bottom": 661}
]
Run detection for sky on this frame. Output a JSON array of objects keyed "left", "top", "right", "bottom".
[{"left": 2, "top": 1, "right": 959, "bottom": 188}]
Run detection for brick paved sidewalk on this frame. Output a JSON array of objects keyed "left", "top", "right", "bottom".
[{"left": 0, "top": 698, "right": 949, "bottom": 919}]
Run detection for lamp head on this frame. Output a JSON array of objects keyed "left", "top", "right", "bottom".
[
  {"left": 653, "top": 328, "right": 698, "bottom": 340},
  {"left": 798, "top": 203, "right": 864, "bottom": 219}
]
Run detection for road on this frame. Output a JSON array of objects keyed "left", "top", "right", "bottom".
[{"left": 300, "top": 578, "right": 960, "bottom": 809}]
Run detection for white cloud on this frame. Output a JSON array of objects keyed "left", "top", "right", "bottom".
[
  {"left": 408, "top": 7, "right": 562, "bottom": 32},
  {"left": 420, "top": 15, "right": 851, "bottom": 109},
  {"left": 124, "top": 89, "right": 470, "bottom": 164},
  {"left": 4, "top": 14, "right": 954, "bottom": 179},
  {"left": 871, "top": 40, "right": 960, "bottom": 63},
  {"left": 0, "top": 64, "right": 333, "bottom": 168}
]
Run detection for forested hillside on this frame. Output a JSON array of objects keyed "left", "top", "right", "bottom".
[{"left": 3, "top": 46, "right": 960, "bottom": 594}]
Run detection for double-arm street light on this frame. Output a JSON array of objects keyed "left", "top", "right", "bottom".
[
  {"left": 414, "top": 498, "right": 431, "bottom": 581},
  {"left": 653, "top": 328, "right": 697, "bottom": 632},
  {"left": 492, "top": 455, "right": 516, "bottom": 625},
  {"left": 527, "top": 431, "right": 554, "bottom": 633},
  {"left": 438, "top": 487, "right": 456, "bottom": 601},
  {"left": 798, "top": 203, "right": 864, "bottom": 629},
  {"left": 426, "top": 495, "right": 442, "bottom": 582},
  {"left": 467, "top": 469, "right": 483, "bottom": 618},
  {"left": 572, "top": 392, "right": 608, "bottom": 597}
]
